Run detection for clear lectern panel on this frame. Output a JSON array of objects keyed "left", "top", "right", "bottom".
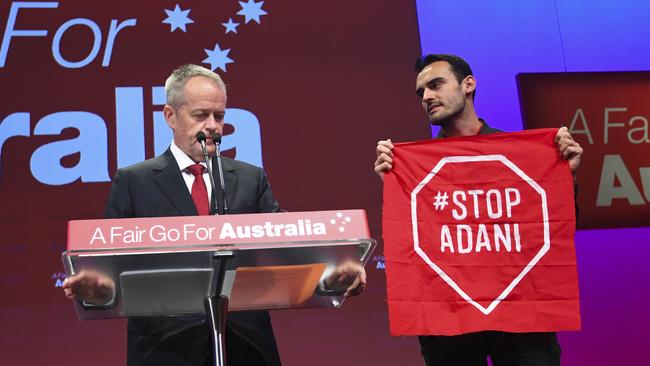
[{"left": 63, "top": 210, "right": 376, "bottom": 320}]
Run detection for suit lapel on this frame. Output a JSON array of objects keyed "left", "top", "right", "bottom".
[{"left": 152, "top": 149, "right": 198, "bottom": 216}]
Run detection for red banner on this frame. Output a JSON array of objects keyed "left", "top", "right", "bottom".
[
  {"left": 518, "top": 71, "right": 650, "bottom": 229},
  {"left": 383, "top": 129, "right": 580, "bottom": 335}
]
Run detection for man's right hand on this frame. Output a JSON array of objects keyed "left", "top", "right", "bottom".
[
  {"left": 374, "top": 139, "right": 394, "bottom": 181},
  {"left": 63, "top": 270, "right": 116, "bottom": 305}
]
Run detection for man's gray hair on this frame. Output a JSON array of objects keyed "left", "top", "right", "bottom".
[{"left": 165, "top": 64, "right": 226, "bottom": 109}]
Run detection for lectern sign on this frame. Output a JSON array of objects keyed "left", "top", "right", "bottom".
[
  {"left": 383, "top": 129, "right": 581, "bottom": 336},
  {"left": 68, "top": 210, "right": 369, "bottom": 253},
  {"left": 518, "top": 71, "right": 650, "bottom": 229}
]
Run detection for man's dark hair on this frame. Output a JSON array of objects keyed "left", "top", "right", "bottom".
[{"left": 415, "top": 54, "right": 476, "bottom": 99}]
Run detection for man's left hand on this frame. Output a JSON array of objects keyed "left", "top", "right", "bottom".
[
  {"left": 555, "top": 127, "right": 583, "bottom": 175},
  {"left": 324, "top": 261, "right": 367, "bottom": 298}
]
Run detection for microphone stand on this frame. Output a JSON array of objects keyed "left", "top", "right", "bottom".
[
  {"left": 213, "top": 133, "right": 229, "bottom": 215},
  {"left": 196, "top": 132, "right": 219, "bottom": 215},
  {"left": 205, "top": 133, "right": 231, "bottom": 365}
]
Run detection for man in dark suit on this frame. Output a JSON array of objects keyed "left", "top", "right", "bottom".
[{"left": 64, "top": 64, "right": 282, "bottom": 365}]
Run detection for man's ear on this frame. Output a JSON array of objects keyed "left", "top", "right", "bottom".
[
  {"left": 163, "top": 104, "right": 175, "bottom": 129},
  {"left": 463, "top": 75, "right": 476, "bottom": 97}
]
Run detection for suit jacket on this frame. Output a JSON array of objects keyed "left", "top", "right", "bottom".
[{"left": 105, "top": 148, "right": 282, "bottom": 366}]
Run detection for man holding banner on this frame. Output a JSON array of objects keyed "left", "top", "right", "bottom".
[{"left": 374, "top": 54, "right": 583, "bottom": 366}]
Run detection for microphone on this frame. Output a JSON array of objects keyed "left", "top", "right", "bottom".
[
  {"left": 196, "top": 131, "right": 207, "bottom": 145},
  {"left": 212, "top": 132, "right": 229, "bottom": 214},
  {"left": 195, "top": 131, "right": 219, "bottom": 215}
]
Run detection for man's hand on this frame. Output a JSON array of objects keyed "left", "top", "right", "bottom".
[
  {"left": 324, "top": 261, "right": 367, "bottom": 298},
  {"left": 374, "top": 139, "right": 394, "bottom": 180},
  {"left": 555, "top": 127, "right": 583, "bottom": 175},
  {"left": 62, "top": 270, "right": 116, "bottom": 305}
]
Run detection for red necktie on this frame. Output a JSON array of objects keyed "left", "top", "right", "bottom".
[{"left": 187, "top": 164, "right": 209, "bottom": 215}]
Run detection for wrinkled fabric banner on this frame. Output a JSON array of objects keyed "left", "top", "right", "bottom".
[{"left": 383, "top": 129, "right": 580, "bottom": 336}]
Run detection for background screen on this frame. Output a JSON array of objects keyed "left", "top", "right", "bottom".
[{"left": 0, "top": 1, "right": 647, "bottom": 365}]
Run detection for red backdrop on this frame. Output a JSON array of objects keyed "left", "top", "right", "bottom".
[{"left": 0, "top": 1, "right": 429, "bottom": 364}]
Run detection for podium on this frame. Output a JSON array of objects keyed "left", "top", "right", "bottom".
[{"left": 62, "top": 209, "right": 376, "bottom": 365}]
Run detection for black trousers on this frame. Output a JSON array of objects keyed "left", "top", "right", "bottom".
[
  {"left": 419, "top": 332, "right": 561, "bottom": 366},
  {"left": 127, "top": 311, "right": 282, "bottom": 366}
]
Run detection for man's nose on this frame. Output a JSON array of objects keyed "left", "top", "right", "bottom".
[
  {"left": 423, "top": 88, "right": 436, "bottom": 101},
  {"left": 204, "top": 116, "right": 224, "bottom": 132}
]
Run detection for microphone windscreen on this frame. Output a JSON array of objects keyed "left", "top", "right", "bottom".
[
  {"left": 212, "top": 133, "right": 222, "bottom": 144},
  {"left": 195, "top": 131, "right": 207, "bottom": 142}
]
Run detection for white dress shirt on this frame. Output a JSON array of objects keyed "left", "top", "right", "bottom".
[{"left": 170, "top": 140, "right": 213, "bottom": 211}]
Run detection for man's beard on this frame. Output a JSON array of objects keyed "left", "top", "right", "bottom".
[{"left": 428, "top": 98, "right": 465, "bottom": 127}]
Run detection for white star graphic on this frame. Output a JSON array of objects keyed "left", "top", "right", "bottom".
[
  {"left": 237, "top": 0, "right": 268, "bottom": 24},
  {"left": 222, "top": 18, "right": 240, "bottom": 34},
  {"left": 163, "top": 4, "right": 194, "bottom": 32},
  {"left": 202, "top": 43, "right": 234, "bottom": 72}
]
